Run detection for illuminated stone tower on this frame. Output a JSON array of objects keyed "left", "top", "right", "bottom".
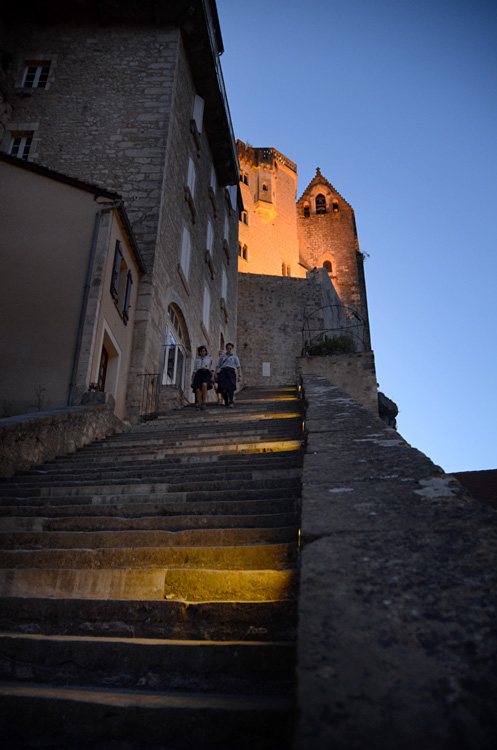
[
  {"left": 237, "top": 140, "right": 306, "bottom": 278},
  {"left": 297, "top": 168, "right": 371, "bottom": 347}
]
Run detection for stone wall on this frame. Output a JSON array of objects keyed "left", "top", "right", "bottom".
[
  {"left": 237, "top": 269, "right": 370, "bottom": 388},
  {"left": 0, "top": 399, "right": 127, "bottom": 477},
  {"left": 297, "top": 373, "right": 497, "bottom": 749},
  {"left": 297, "top": 352, "right": 378, "bottom": 416}
]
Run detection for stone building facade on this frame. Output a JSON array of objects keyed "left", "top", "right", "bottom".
[{"left": 0, "top": 0, "right": 240, "bottom": 417}]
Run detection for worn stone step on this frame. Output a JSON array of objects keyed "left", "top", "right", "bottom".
[
  {"left": 0, "top": 597, "right": 298, "bottom": 641},
  {"left": 7, "top": 458, "right": 302, "bottom": 483},
  {"left": 0, "top": 683, "right": 295, "bottom": 750},
  {"left": 0, "top": 526, "right": 298, "bottom": 550},
  {"left": 0, "top": 511, "right": 298, "bottom": 533},
  {"left": 0, "top": 496, "right": 299, "bottom": 518},
  {"left": 0, "top": 632, "right": 296, "bottom": 694},
  {"left": 78, "top": 438, "right": 303, "bottom": 457},
  {"left": 0, "top": 540, "right": 297, "bottom": 570},
  {"left": 0, "top": 466, "right": 302, "bottom": 491},
  {"left": 0, "top": 566, "right": 297, "bottom": 601},
  {"left": 0, "top": 482, "right": 301, "bottom": 506}
]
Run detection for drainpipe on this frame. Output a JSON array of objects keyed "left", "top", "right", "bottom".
[{"left": 67, "top": 199, "right": 122, "bottom": 406}]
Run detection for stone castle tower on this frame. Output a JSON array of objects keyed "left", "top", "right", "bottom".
[
  {"left": 236, "top": 141, "right": 371, "bottom": 354},
  {"left": 297, "top": 168, "right": 371, "bottom": 347}
]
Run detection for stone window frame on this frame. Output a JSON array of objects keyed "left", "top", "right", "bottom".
[
  {"left": 178, "top": 226, "right": 191, "bottom": 294},
  {"left": 184, "top": 158, "right": 196, "bottom": 222},
  {"left": 8, "top": 131, "right": 34, "bottom": 160},
  {"left": 16, "top": 56, "right": 57, "bottom": 90},
  {"left": 240, "top": 210, "right": 248, "bottom": 225}
]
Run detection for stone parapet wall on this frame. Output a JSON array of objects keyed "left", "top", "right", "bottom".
[
  {"left": 296, "top": 373, "right": 497, "bottom": 749},
  {"left": 297, "top": 352, "right": 378, "bottom": 416},
  {"left": 0, "top": 402, "right": 127, "bottom": 477}
]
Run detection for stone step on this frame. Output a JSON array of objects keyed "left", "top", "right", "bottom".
[
  {"left": 7, "top": 455, "right": 302, "bottom": 481},
  {"left": 0, "top": 566, "right": 297, "bottom": 601},
  {"left": 0, "top": 526, "right": 297, "bottom": 550},
  {"left": 0, "top": 511, "right": 298, "bottom": 533},
  {"left": 71, "top": 437, "right": 302, "bottom": 457},
  {"left": 0, "top": 540, "right": 297, "bottom": 570},
  {"left": 0, "top": 597, "right": 298, "bottom": 641},
  {"left": 0, "top": 481, "right": 301, "bottom": 506},
  {"left": 0, "top": 466, "right": 302, "bottom": 490},
  {"left": 0, "top": 683, "right": 295, "bottom": 749},
  {"left": 0, "top": 496, "right": 299, "bottom": 518},
  {"left": 0, "top": 632, "right": 296, "bottom": 694},
  {"left": 18, "top": 449, "right": 302, "bottom": 471}
]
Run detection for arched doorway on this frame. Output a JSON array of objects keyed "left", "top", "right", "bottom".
[{"left": 162, "top": 304, "right": 190, "bottom": 391}]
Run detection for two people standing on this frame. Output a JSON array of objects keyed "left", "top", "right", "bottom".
[{"left": 190, "top": 343, "right": 241, "bottom": 410}]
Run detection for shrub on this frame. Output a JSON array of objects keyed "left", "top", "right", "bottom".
[{"left": 306, "top": 335, "right": 355, "bottom": 356}]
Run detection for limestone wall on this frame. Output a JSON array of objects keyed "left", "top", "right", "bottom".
[
  {"left": 297, "top": 373, "right": 497, "bottom": 749},
  {"left": 297, "top": 352, "right": 378, "bottom": 416},
  {"left": 0, "top": 400, "right": 127, "bottom": 477}
]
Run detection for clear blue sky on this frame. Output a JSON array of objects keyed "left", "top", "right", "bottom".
[{"left": 216, "top": 0, "right": 497, "bottom": 473}]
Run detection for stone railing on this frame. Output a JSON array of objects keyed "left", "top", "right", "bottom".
[
  {"left": 296, "top": 373, "right": 497, "bottom": 749},
  {"left": 0, "top": 397, "right": 127, "bottom": 477}
]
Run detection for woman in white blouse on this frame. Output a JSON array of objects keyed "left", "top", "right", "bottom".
[{"left": 191, "top": 346, "right": 214, "bottom": 410}]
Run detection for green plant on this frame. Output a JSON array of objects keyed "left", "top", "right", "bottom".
[{"left": 305, "top": 335, "right": 355, "bottom": 356}]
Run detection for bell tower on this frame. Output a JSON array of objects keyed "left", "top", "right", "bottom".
[{"left": 297, "top": 168, "right": 371, "bottom": 346}]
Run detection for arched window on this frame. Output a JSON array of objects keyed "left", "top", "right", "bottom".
[
  {"left": 303, "top": 203, "right": 310, "bottom": 218},
  {"left": 240, "top": 211, "right": 248, "bottom": 225},
  {"left": 332, "top": 200, "right": 339, "bottom": 213},
  {"left": 323, "top": 260, "right": 333, "bottom": 274},
  {"left": 316, "top": 194, "right": 326, "bottom": 214},
  {"left": 262, "top": 182, "right": 268, "bottom": 191},
  {"left": 282, "top": 261, "right": 287, "bottom": 276}
]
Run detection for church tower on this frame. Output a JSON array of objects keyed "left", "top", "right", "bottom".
[{"left": 297, "top": 168, "right": 371, "bottom": 347}]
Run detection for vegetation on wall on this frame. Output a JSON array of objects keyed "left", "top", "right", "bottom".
[{"left": 305, "top": 335, "right": 356, "bottom": 356}]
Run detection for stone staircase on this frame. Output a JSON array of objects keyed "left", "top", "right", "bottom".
[{"left": 0, "top": 386, "right": 303, "bottom": 749}]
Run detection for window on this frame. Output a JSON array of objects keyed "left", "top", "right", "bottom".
[
  {"left": 163, "top": 306, "right": 187, "bottom": 390},
  {"left": 203, "top": 286, "right": 211, "bottom": 331},
  {"left": 22, "top": 62, "right": 51, "bottom": 89},
  {"left": 224, "top": 215, "right": 229, "bottom": 242},
  {"left": 287, "top": 265, "right": 291, "bottom": 277},
  {"left": 282, "top": 261, "right": 287, "bottom": 276},
  {"left": 323, "top": 260, "right": 333, "bottom": 274},
  {"left": 180, "top": 227, "right": 191, "bottom": 279},
  {"left": 262, "top": 183, "right": 268, "bottom": 191},
  {"left": 221, "top": 268, "right": 228, "bottom": 301},
  {"left": 192, "top": 94, "right": 204, "bottom": 133},
  {"left": 240, "top": 211, "right": 248, "bottom": 225},
  {"left": 242, "top": 245, "right": 248, "bottom": 260},
  {"left": 316, "top": 194, "right": 326, "bottom": 214},
  {"left": 187, "top": 158, "right": 196, "bottom": 199},
  {"left": 110, "top": 240, "right": 133, "bottom": 323},
  {"left": 206, "top": 220, "right": 213, "bottom": 255},
  {"left": 303, "top": 203, "right": 310, "bottom": 218},
  {"left": 332, "top": 200, "right": 339, "bottom": 213},
  {"left": 9, "top": 132, "right": 33, "bottom": 160},
  {"left": 210, "top": 165, "right": 217, "bottom": 194}
]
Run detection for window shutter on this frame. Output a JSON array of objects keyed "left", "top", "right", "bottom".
[
  {"left": 123, "top": 270, "right": 133, "bottom": 324},
  {"left": 111, "top": 241, "right": 123, "bottom": 300}
]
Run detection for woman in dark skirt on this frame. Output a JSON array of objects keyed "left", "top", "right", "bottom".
[
  {"left": 191, "top": 345, "right": 214, "bottom": 410},
  {"left": 215, "top": 342, "right": 241, "bottom": 408}
]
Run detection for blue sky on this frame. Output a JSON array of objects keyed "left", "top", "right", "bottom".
[{"left": 216, "top": 0, "right": 497, "bottom": 473}]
